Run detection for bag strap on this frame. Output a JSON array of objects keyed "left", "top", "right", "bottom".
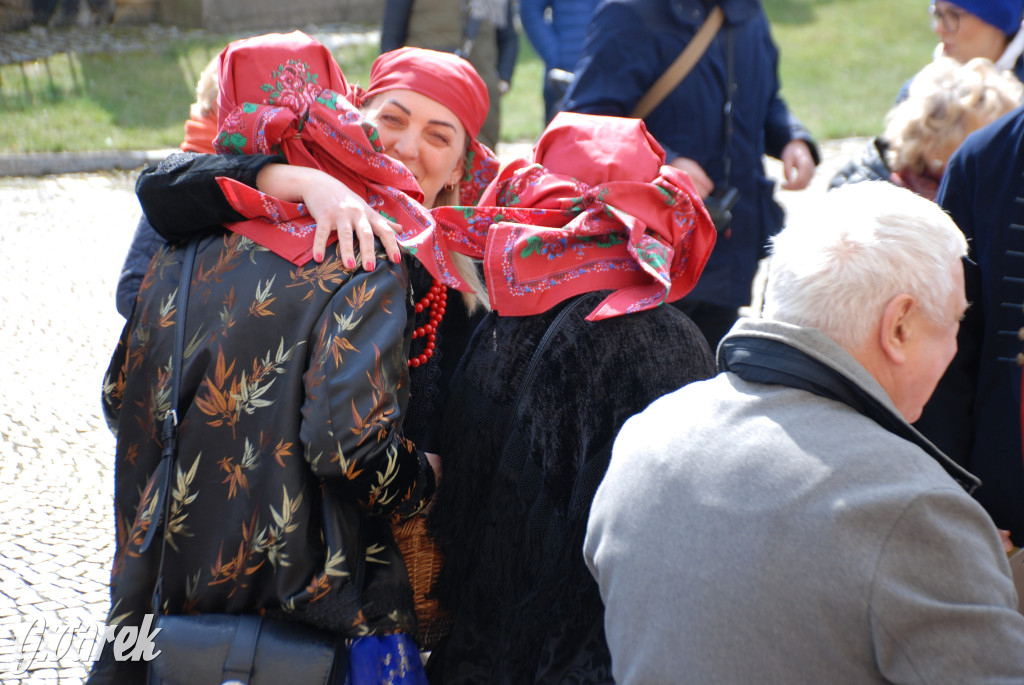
[
  {"left": 221, "top": 615, "right": 263, "bottom": 684},
  {"left": 148, "top": 239, "right": 199, "bottom": 612},
  {"left": 631, "top": 5, "right": 724, "bottom": 119}
]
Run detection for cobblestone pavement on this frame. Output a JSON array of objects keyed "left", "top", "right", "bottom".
[
  {"left": 0, "top": 135, "right": 864, "bottom": 683},
  {"left": 1, "top": 170, "right": 139, "bottom": 683}
]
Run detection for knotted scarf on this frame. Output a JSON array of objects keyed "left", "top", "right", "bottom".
[
  {"left": 210, "top": 31, "right": 485, "bottom": 292},
  {"left": 432, "top": 112, "right": 717, "bottom": 320}
]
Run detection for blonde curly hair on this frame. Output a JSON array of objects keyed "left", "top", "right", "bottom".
[{"left": 885, "top": 57, "right": 1023, "bottom": 178}]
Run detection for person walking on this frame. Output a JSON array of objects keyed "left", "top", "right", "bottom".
[{"left": 563, "top": 0, "right": 819, "bottom": 350}]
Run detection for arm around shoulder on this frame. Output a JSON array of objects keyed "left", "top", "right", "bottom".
[{"left": 136, "top": 151, "right": 283, "bottom": 241}]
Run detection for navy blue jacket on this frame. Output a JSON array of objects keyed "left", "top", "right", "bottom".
[
  {"left": 520, "top": 0, "right": 599, "bottom": 72},
  {"left": 915, "top": 105, "right": 1024, "bottom": 546},
  {"left": 563, "top": 0, "right": 818, "bottom": 308}
]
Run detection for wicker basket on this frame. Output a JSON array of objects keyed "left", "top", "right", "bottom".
[{"left": 393, "top": 514, "right": 451, "bottom": 650}]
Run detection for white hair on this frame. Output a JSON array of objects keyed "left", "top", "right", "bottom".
[{"left": 762, "top": 182, "right": 967, "bottom": 349}]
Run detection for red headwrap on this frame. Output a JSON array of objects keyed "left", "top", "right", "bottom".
[
  {"left": 432, "top": 112, "right": 717, "bottom": 320},
  {"left": 209, "top": 31, "right": 479, "bottom": 292},
  {"left": 359, "top": 46, "right": 500, "bottom": 206}
]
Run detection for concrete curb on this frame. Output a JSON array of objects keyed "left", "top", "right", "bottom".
[{"left": 0, "top": 148, "right": 178, "bottom": 177}]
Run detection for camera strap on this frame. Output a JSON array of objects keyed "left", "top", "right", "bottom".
[{"left": 721, "top": 25, "right": 734, "bottom": 187}]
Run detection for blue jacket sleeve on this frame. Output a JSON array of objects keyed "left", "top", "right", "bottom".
[
  {"left": 563, "top": 3, "right": 656, "bottom": 117},
  {"left": 520, "top": 0, "right": 558, "bottom": 67},
  {"left": 759, "top": 23, "right": 820, "bottom": 165},
  {"left": 563, "top": 3, "right": 682, "bottom": 159},
  {"left": 764, "top": 94, "right": 821, "bottom": 165},
  {"left": 115, "top": 215, "right": 167, "bottom": 319}
]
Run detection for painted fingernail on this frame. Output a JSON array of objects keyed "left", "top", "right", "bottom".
[
  {"left": 314, "top": 250, "right": 323, "bottom": 262},
  {"left": 391, "top": 251, "right": 401, "bottom": 262},
  {"left": 345, "top": 258, "right": 356, "bottom": 269},
  {"left": 364, "top": 259, "right": 375, "bottom": 271}
]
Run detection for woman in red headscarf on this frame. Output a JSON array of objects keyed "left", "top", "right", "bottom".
[
  {"left": 92, "top": 32, "right": 496, "bottom": 685},
  {"left": 423, "top": 112, "right": 718, "bottom": 683},
  {"left": 134, "top": 35, "right": 499, "bottom": 458}
]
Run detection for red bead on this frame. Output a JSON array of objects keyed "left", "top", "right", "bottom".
[{"left": 407, "top": 279, "right": 447, "bottom": 366}]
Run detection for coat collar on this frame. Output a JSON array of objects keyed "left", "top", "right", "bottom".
[{"left": 718, "top": 318, "right": 982, "bottom": 494}]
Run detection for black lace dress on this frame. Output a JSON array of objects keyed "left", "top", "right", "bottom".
[{"left": 425, "top": 292, "right": 716, "bottom": 684}]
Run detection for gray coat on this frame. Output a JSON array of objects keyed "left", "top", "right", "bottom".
[{"left": 585, "top": 317, "right": 1024, "bottom": 684}]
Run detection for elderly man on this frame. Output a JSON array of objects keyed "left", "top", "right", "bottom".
[{"left": 584, "top": 182, "right": 1024, "bottom": 683}]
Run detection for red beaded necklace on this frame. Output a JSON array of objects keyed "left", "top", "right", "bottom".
[{"left": 408, "top": 280, "right": 447, "bottom": 367}]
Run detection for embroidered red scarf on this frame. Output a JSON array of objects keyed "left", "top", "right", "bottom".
[
  {"left": 432, "top": 112, "right": 717, "bottom": 320},
  {"left": 210, "top": 31, "right": 487, "bottom": 292}
]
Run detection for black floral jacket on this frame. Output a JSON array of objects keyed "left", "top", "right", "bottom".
[{"left": 92, "top": 229, "right": 432, "bottom": 683}]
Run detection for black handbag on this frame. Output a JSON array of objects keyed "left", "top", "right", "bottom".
[
  {"left": 144, "top": 240, "right": 348, "bottom": 685},
  {"left": 148, "top": 614, "right": 345, "bottom": 685}
]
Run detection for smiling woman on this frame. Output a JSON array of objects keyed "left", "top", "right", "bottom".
[
  {"left": 361, "top": 91, "right": 468, "bottom": 207},
  {"left": 91, "top": 30, "right": 503, "bottom": 684}
]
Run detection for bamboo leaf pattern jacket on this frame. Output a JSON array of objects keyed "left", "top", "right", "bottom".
[{"left": 93, "top": 229, "right": 432, "bottom": 683}]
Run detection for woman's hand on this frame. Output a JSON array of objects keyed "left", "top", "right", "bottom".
[
  {"left": 779, "top": 140, "right": 816, "bottom": 191},
  {"left": 255, "top": 163, "right": 403, "bottom": 268}
]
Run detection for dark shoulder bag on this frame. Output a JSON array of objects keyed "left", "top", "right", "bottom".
[{"left": 145, "top": 240, "right": 349, "bottom": 685}]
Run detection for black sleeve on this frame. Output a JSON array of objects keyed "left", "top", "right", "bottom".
[{"left": 135, "top": 152, "right": 283, "bottom": 243}]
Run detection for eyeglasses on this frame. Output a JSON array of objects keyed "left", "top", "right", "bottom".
[{"left": 930, "top": 3, "right": 962, "bottom": 34}]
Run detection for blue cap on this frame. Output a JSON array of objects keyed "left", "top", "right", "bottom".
[{"left": 948, "top": 0, "right": 1024, "bottom": 36}]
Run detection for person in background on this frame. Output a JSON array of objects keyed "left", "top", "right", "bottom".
[
  {"left": 831, "top": 56, "right": 1022, "bottom": 200},
  {"left": 563, "top": 0, "right": 819, "bottom": 351},
  {"left": 90, "top": 31, "right": 493, "bottom": 684},
  {"left": 930, "top": 0, "right": 1024, "bottom": 79},
  {"left": 519, "top": 0, "right": 599, "bottom": 123},
  {"left": 586, "top": 181, "right": 1024, "bottom": 684},
  {"left": 380, "top": 0, "right": 518, "bottom": 149},
  {"left": 897, "top": 0, "right": 1024, "bottom": 102},
  {"left": 424, "top": 112, "right": 717, "bottom": 683},
  {"left": 914, "top": 102, "right": 1024, "bottom": 551},
  {"left": 128, "top": 44, "right": 499, "bottom": 458},
  {"left": 111, "top": 37, "right": 501, "bottom": 654}
]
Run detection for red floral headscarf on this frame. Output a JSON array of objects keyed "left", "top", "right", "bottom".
[
  {"left": 358, "top": 46, "right": 500, "bottom": 206},
  {"left": 432, "top": 112, "right": 717, "bottom": 320},
  {"left": 209, "top": 31, "right": 480, "bottom": 292}
]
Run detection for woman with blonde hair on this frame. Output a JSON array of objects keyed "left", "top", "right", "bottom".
[
  {"left": 92, "top": 31, "right": 497, "bottom": 684},
  {"left": 831, "top": 57, "right": 1022, "bottom": 200}
]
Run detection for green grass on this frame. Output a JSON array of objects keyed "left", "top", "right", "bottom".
[
  {"left": 0, "top": 2, "right": 939, "bottom": 153},
  {"left": 766, "top": 0, "right": 937, "bottom": 139}
]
